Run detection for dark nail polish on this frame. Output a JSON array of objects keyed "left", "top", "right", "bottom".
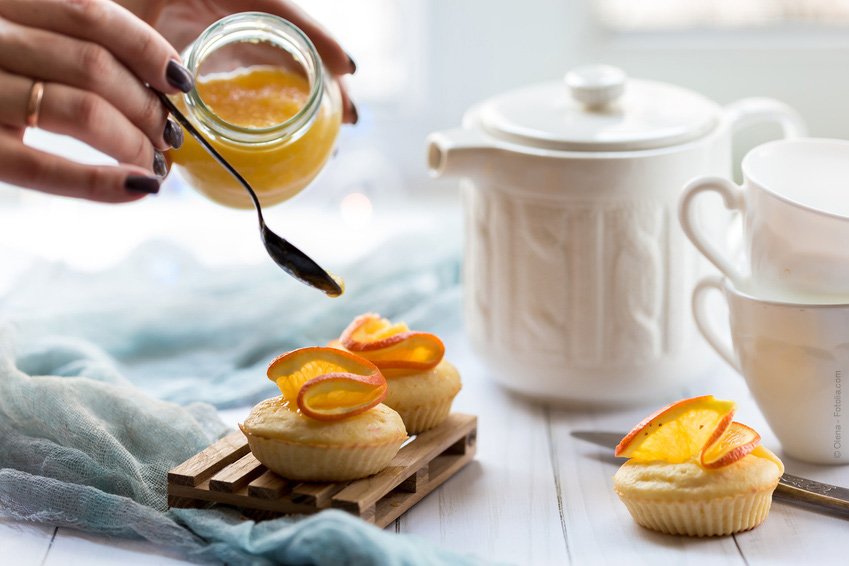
[
  {"left": 348, "top": 99, "right": 358, "bottom": 125},
  {"left": 166, "top": 59, "right": 194, "bottom": 93},
  {"left": 153, "top": 150, "right": 168, "bottom": 177},
  {"left": 125, "top": 175, "right": 160, "bottom": 194},
  {"left": 346, "top": 53, "right": 357, "bottom": 74},
  {"left": 164, "top": 118, "right": 183, "bottom": 149}
]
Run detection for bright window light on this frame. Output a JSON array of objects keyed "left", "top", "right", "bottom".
[
  {"left": 297, "top": 0, "right": 408, "bottom": 101},
  {"left": 596, "top": 0, "right": 849, "bottom": 31}
]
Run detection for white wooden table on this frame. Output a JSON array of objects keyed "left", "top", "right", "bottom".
[
  {"left": 3, "top": 324, "right": 848, "bottom": 566},
  {"left": 2, "top": 132, "right": 847, "bottom": 565}
]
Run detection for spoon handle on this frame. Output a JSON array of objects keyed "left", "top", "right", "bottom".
[
  {"left": 154, "top": 89, "right": 343, "bottom": 297},
  {"left": 153, "top": 91, "right": 264, "bottom": 219}
]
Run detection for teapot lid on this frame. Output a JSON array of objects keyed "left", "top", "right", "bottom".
[{"left": 473, "top": 65, "right": 720, "bottom": 152}]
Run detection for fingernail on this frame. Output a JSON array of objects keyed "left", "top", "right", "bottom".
[
  {"left": 348, "top": 99, "right": 359, "bottom": 125},
  {"left": 153, "top": 150, "right": 168, "bottom": 177},
  {"left": 164, "top": 118, "right": 183, "bottom": 149},
  {"left": 166, "top": 59, "right": 194, "bottom": 93},
  {"left": 346, "top": 53, "right": 357, "bottom": 74},
  {"left": 125, "top": 175, "right": 160, "bottom": 194}
]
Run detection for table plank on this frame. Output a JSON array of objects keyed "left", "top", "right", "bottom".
[
  {"left": 546, "top": 358, "right": 849, "bottom": 566},
  {"left": 0, "top": 518, "right": 55, "bottom": 565},
  {"left": 549, "top": 401, "right": 747, "bottom": 565},
  {"left": 704, "top": 363, "right": 849, "bottom": 565},
  {"left": 5, "top": 329, "right": 849, "bottom": 565},
  {"left": 399, "top": 330, "right": 570, "bottom": 565},
  {"left": 43, "top": 528, "right": 191, "bottom": 566}
]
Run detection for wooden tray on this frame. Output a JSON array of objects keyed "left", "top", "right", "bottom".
[{"left": 167, "top": 413, "right": 477, "bottom": 528}]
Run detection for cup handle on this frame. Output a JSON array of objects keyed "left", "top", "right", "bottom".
[
  {"left": 692, "top": 276, "right": 741, "bottom": 373},
  {"left": 724, "top": 97, "right": 807, "bottom": 139},
  {"left": 679, "top": 176, "right": 748, "bottom": 288}
]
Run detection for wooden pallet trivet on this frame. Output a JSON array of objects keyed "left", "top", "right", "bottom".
[{"left": 167, "top": 413, "right": 477, "bottom": 529}]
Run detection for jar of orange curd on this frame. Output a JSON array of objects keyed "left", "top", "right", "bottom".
[{"left": 170, "top": 13, "right": 342, "bottom": 209}]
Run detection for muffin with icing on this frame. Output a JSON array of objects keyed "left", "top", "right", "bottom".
[
  {"left": 240, "top": 347, "right": 407, "bottom": 482},
  {"left": 612, "top": 396, "right": 784, "bottom": 537},
  {"left": 329, "top": 313, "right": 461, "bottom": 434}
]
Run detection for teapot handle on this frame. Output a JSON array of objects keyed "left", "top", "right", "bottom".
[{"left": 724, "top": 97, "right": 807, "bottom": 139}]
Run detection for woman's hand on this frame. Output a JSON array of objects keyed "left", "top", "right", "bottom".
[
  {"left": 0, "top": 0, "right": 196, "bottom": 202},
  {"left": 124, "top": 0, "right": 358, "bottom": 124}
]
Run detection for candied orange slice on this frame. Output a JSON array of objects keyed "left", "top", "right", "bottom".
[
  {"left": 615, "top": 395, "right": 737, "bottom": 463},
  {"left": 700, "top": 421, "right": 761, "bottom": 469},
  {"left": 339, "top": 313, "right": 445, "bottom": 376},
  {"left": 267, "top": 347, "right": 387, "bottom": 422}
]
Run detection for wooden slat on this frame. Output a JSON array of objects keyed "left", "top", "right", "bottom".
[
  {"left": 428, "top": 453, "right": 471, "bottom": 485},
  {"left": 332, "top": 415, "right": 477, "bottom": 512},
  {"left": 168, "top": 430, "right": 249, "bottom": 487},
  {"left": 374, "top": 490, "right": 420, "bottom": 526},
  {"left": 209, "top": 452, "right": 265, "bottom": 492},
  {"left": 331, "top": 466, "right": 410, "bottom": 513},
  {"left": 248, "top": 470, "right": 293, "bottom": 499},
  {"left": 166, "top": 413, "right": 477, "bottom": 529},
  {"left": 445, "top": 431, "right": 475, "bottom": 455},
  {"left": 167, "top": 494, "right": 212, "bottom": 510},
  {"left": 358, "top": 504, "right": 376, "bottom": 524},
  {"left": 290, "top": 482, "right": 348, "bottom": 506},
  {"left": 373, "top": 441, "right": 477, "bottom": 527},
  {"left": 391, "top": 414, "right": 476, "bottom": 469},
  {"left": 241, "top": 508, "right": 286, "bottom": 522},
  {"left": 168, "top": 480, "right": 317, "bottom": 515},
  {"left": 398, "top": 466, "right": 428, "bottom": 493}
]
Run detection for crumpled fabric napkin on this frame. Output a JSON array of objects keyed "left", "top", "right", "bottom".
[
  {"left": 1, "top": 233, "right": 462, "bottom": 409},
  {"left": 0, "top": 234, "right": 486, "bottom": 565}
]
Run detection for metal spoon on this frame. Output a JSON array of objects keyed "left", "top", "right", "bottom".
[{"left": 154, "top": 90, "right": 343, "bottom": 297}]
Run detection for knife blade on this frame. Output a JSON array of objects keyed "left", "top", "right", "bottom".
[{"left": 571, "top": 430, "right": 849, "bottom": 519}]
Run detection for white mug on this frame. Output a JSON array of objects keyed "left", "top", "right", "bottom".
[
  {"left": 693, "top": 276, "right": 849, "bottom": 465},
  {"left": 680, "top": 138, "right": 849, "bottom": 304}
]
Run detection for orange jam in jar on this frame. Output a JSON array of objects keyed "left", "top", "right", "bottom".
[{"left": 170, "top": 13, "right": 342, "bottom": 209}]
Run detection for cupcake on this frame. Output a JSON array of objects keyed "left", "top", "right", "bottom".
[
  {"left": 240, "top": 347, "right": 407, "bottom": 482},
  {"left": 612, "top": 396, "right": 784, "bottom": 537},
  {"left": 330, "top": 313, "right": 461, "bottom": 434}
]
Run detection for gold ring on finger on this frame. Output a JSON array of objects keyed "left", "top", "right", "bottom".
[{"left": 25, "top": 80, "right": 45, "bottom": 128}]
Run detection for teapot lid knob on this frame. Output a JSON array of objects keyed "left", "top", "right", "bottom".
[{"left": 565, "top": 65, "right": 627, "bottom": 109}]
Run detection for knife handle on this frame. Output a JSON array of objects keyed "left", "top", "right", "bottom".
[{"left": 776, "top": 474, "right": 849, "bottom": 518}]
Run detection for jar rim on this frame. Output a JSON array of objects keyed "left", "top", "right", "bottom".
[{"left": 181, "top": 12, "right": 324, "bottom": 145}]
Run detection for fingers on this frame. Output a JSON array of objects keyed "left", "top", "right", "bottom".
[
  {"left": 0, "top": 0, "right": 181, "bottom": 202},
  {"left": 0, "top": 20, "right": 175, "bottom": 151},
  {"left": 0, "top": 131, "right": 160, "bottom": 203},
  {"left": 39, "top": 83, "right": 165, "bottom": 175},
  {"left": 0, "top": 70, "right": 166, "bottom": 174},
  {"left": 0, "top": 0, "right": 192, "bottom": 94},
  {"left": 246, "top": 0, "right": 356, "bottom": 76},
  {"left": 337, "top": 81, "right": 358, "bottom": 125}
]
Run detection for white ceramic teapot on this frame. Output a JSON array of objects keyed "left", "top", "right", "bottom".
[{"left": 427, "top": 65, "right": 805, "bottom": 406}]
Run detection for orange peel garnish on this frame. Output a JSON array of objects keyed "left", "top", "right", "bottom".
[
  {"left": 615, "top": 395, "right": 737, "bottom": 464},
  {"left": 339, "top": 313, "right": 445, "bottom": 377},
  {"left": 267, "top": 347, "right": 387, "bottom": 422},
  {"left": 700, "top": 421, "right": 761, "bottom": 469}
]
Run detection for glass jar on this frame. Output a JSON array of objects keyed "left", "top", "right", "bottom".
[{"left": 170, "top": 12, "right": 342, "bottom": 209}]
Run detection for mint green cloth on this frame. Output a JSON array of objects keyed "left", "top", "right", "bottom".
[
  {"left": 2, "top": 236, "right": 462, "bottom": 409},
  {"left": 0, "top": 236, "right": 488, "bottom": 565}
]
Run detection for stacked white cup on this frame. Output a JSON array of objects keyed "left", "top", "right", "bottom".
[{"left": 680, "top": 138, "right": 849, "bottom": 465}]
